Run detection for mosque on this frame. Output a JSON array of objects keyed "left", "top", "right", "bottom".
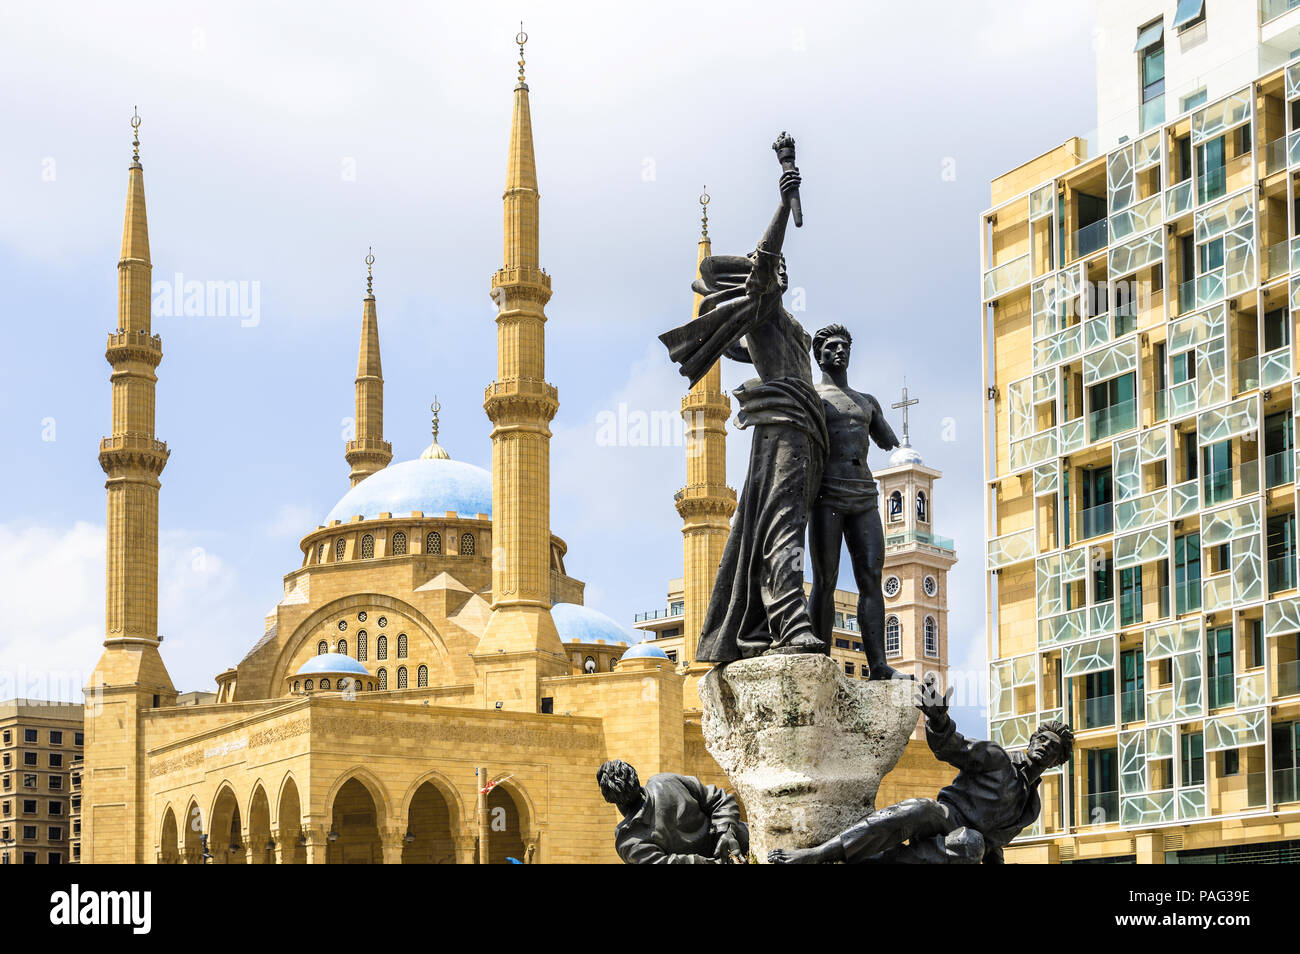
[{"left": 81, "top": 37, "right": 958, "bottom": 864}]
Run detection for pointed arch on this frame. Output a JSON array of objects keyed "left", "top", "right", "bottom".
[
  {"left": 158, "top": 804, "right": 180, "bottom": 864},
  {"left": 324, "top": 765, "right": 393, "bottom": 831}
]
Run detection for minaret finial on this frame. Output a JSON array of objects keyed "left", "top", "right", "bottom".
[
  {"left": 431, "top": 396, "right": 441, "bottom": 443},
  {"left": 892, "top": 379, "right": 920, "bottom": 448},
  {"left": 365, "top": 247, "right": 375, "bottom": 297},
  {"left": 516, "top": 22, "right": 528, "bottom": 86},
  {"left": 699, "top": 186, "right": 710, "bottom": 239},
  {"left": 130, "top": 106, "right": 141, "bottom": 165}
]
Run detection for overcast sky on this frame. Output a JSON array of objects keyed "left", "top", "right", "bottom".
[{"left": 0, "top": 0, "right": 1097, "bottom": 729}]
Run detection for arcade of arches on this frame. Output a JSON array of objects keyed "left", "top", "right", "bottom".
[{"left": 155, "top": 772, "right": 534, "bottom": 864}]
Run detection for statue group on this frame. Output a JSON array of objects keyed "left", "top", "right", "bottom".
[{"left": 599, "top": 134, "right": 1074, "bottom": 863}]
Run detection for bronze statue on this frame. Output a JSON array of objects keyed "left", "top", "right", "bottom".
[
  {"left": 597, "top": 759, "right": 748, "bottom": 864},
  {"left": 807, "top": 324, "right": 903, "bottom": 679},
  {"left": 768, "top": 675, "right": 1074, "bottom": 864},
  {"left": 659, "top": 133, "right": 828, "bottom": 661}
]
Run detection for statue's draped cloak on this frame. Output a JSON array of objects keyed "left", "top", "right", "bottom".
[{"left": 659, "top": 253, "right": 828, "bottom": 662}]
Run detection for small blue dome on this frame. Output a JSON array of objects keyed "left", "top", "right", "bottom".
[
  {"left": 551, "top": 602, "right": 635, "bottom": 645},
  {"left": 620, "top": 642, "right": 670, "bottom": 660},
  {"left": 296, "top": 653, "right": 370, "bottom": 677},
  {"left": 325, "top": 458, "right": 492, "bottom": 524}
]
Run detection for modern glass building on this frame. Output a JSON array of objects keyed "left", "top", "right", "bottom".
[{"left": 982, "top": 1, "right": 1300, "bottom": 862}]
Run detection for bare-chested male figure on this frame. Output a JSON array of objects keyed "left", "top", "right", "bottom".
[{"left": 808, "top": 324, "right": 903, "bottom": 680}]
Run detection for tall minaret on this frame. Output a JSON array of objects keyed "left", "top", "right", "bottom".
[
  {"left": 85, "top": 110, "right": 177, "bottom": 864},
  {"left": 344, "top": 249, "right": 392, "bottom": 486},
  {"left": 675, "top": 191, "right": 736, "bottom": 703},
  {"left": 475, "top": 27, "right": 567, "bottom": 710}
]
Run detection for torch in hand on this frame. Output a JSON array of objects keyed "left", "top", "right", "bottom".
[{"left": 772, "top": 131, "right": 803, "bottom": 228}]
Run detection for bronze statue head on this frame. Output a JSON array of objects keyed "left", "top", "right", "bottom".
[
  {"left": 596, "top": 759, "right": 641, "bottom": 809},
  {"left": 1027, "top": 720, "right": 1074, "bottom": 769},
  {"left": 813, "top": 323, "right": 852, "bottom": 371}
]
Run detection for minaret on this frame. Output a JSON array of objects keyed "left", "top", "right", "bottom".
[
  {"left": 675, "top": 190, "right": 736, "bottom": 704},
  {"left": 474, "top": 27, "right": 567, "bottom": 710},
  {"left": 85, "top": 110, "right": 177, "bottom": 863},
  {"left": 344, "top": 249, "right": 392, "bottom": 486}
]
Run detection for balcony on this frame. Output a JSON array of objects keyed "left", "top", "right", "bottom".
[
  {"left": 1078, "top": 502, "right": 1113, "bottom": 540},
  {"left": 1074, "top": 218, "right": 1108, "bottom": 259},
  {"left": 1120, "top": 688, "right": 1145, "bottom": 724},
  {"left": 1266, "top": 450, "right": 1294, "bottom": 488},
  {"left": 1276, "top": 766, "right": 1300, "bottom": 804},
  {"left": 1140, "top": 95, "right": 1165, "bottom": 133},
  {"left": 1081, "top": 790, "right": 1120, "bottom": 826},
  {"left": 1202, "top": 463, "right": 1258, "bottom": 507},
  {"left": 884, "top": 529, "right": 955, "bottom": 552},
  {"left": 1174, "top": 579, "right": 1202, "bottom": 616},
  {"left": 1119, "top": 589, "right": 1144, "bottom": 627},
  {"left": 1265, "top": 135, "right": 1289, "bottom": 176},
  {"left": 1089, "top": 399, "right": 1137, "bottom": 443},
  {"left": 1263, "top": 0, "right": 1300, "bottom": 24},
  {"left": 633, "top": 606, "right": 683, "bottom": 623},
  {"left": 1081, "top": 693, "right": 1115, "bottom": 730},
  {"left": 1268, "top": 554, "right": 1297, "bottom": 595}
]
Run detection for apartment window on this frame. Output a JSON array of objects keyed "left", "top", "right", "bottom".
[
  {"left": 1200, "top": 440, "right": 1231, "bottom": 506},
  {"left": 1137, "top": 19, "right": 1165, "bottom": 131},
  {"left": 1174, "top": 532, "right": 1202, "bottom": 614},
  {"left": 23, "top": 752, "right": 36, "bottom": 767},
  {"left": 1172, "top": 0, "right": 1205, "bottom": 31},
  {"left": 1, "top": 730, "right": 9, "bottom": 745},
  {"left": 1, "top": 755, "right": 8, "bottom": 769},
  {"left": 48, "top": 754, "right": 61, "bottom": 769},
  {"left": 48, "top": 852, "right": 61, "bottom": 865},
  {"left": 1086, "top": 749, "right": 1119, "bottom": 824},
  {"left": 1119, "top": 567, "right": 1143, "bottom": 627},
  {"left": 1080, "top": 465, "right": 1114, "bottom": 538},
  {"left": 1, "top": 801, "right": 8, "bottom": 817},
  {"left": 1121, "top": 649, "right": 1145, "bottom": 722},
  {"left": 1274, "top": 722, "right": 1300, "bottom": 801},
  {"left": 22, "top": 852, "right": 35, "bottom": 864},
  {"left": 1181, "top": 730, "right": 1205, "bottom": 786},
  {"left": 845, "top": 662, "right": 855, "bottom": 677},
  {"left": 73, "top": 733, "right": 82, "bottom": 747},
  {"left": 1268, "top": 511, "right": 1297, "bottom": 595},
  {"left": 22, "top": 774, "right": 36, "bottom": 789},
  {"left": 22, "top": 825, "right": 36, "bottom": 841},
  {"left": 48, "top": 776, "right": 61, "bottom": 791},
  {"left": 1221, "top": 749, "right": 1240, "bottom": 777},
  {"left": 22, "top": 800, "right": 36, "bottom": 815},
  {"left": 23, "top": 730, "right": 36, "bottom": 743},
  {"left": 49, "top": 826, "right": 62, "bottom": 842},
  {"left": 834, "top": 638, "right": 850, "bottom": 650},
  {"left": 1093, "top": 556, "right": 1114, "bottom": 603},
  {"left": 1088, "top": 373, "right": 1135, "bottom": 442},
  {"left": 1207, "top": 627, "right": 1234, "bottom": 709},
  {"left": 1197, "top": 136, "right": 1226, "bottom": 205},
  {"left": 1265, "top": 411, "right": 1295, "bottom": 489},
  {"left": 48, "top": 731, "right": 62, "bottom": 746}
]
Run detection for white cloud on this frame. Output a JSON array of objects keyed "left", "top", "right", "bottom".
[{"left": 0, "top": 521, "right": 259, "bottom": 702}]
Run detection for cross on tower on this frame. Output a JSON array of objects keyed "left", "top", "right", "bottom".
[{"left": 892, "top": 383, "right": 919, "bottom": 447}]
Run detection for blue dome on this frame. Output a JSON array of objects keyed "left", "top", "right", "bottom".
[
  {"left": 551, "top": 602, "right": 635, "bottom": 645},
  {"left": 296, "top": 653, "right": 370, "bottom": 677},
  {"left": 325, "top": 458, "right": 492, "bottom": 524},
  {"left": 620, "top": 642, "right": 670, "bottom": 660}
]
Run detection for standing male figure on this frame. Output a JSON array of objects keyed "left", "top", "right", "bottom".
[
  {"left": 659, "top": 147, "right": 828, "bottom": 661},
  {"left": 808, "top": 324, "right": 902, "bottom": 679}
]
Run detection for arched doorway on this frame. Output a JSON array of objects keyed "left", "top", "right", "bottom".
[
  {"left": 329, "top": 777, "right": 381, "bottom": 864},
  {"left": 402, "top": 781, "right": 457, "bottom": 864},
  {"left": 183, "top": 799, "right": 203, "bottom": 863},
  {"left": 159, "top": 806, "right": 179, "bottom": 864},
  {"left": 277, "top": 776, "right": 305, "bottom": 864},
  {"left": 486, "top": 785, "right": 526, "bottom": 865},
  {"left": 248, "top": 785, "right": 273, "bottom": 865},
  {"left": 209, "top": 786, "right": 243, "bottom": 865}
]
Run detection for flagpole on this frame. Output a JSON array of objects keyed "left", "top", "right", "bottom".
[{"left": 477, "top": 766, "right": 490, "bottom": 865}]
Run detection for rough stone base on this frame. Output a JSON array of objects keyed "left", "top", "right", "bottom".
[{"left": 699, "top": 653, "right": 918, "bottom": 861}]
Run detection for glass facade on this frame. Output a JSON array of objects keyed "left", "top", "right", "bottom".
[{"left": 983, "top": 55, "right": 1300, "bottom": 858}]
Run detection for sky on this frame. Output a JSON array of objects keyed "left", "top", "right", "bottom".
[{"left": 0, "top": 0, "right": 1097, "bottom": 731}]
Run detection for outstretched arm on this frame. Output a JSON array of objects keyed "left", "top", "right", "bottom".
[
  {"left": 917, "top": 674, "right": 1001, "bottom": 774},
  {"left": 868, "top": 395, "right": 900, "bottom": 451}
]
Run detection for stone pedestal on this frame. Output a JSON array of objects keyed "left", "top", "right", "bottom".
[{"left": 699, "top": 653, "right": 918, "bottom": 862}]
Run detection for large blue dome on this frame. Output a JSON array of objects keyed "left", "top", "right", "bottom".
[
  {"left": 295, "top": 653, "right": 370, "bottom": 676},
  {"left": 325, "top": 458, "right": 492, "bottom": 524},
  {"left": 551, "top": 602, "right": 635, "bottom": 645}
]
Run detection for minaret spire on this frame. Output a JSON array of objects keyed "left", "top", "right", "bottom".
[
  {"left": 676, "top": 189, "right": 736, "bottom": 697},
  {"left": 345, "top": 248, "right": 393, "bottom": 486},
  {"left": 475, "top": 29, "right": 566, "bottom": 708},
  {"left": 86, "top": 108, "right": 177, "bottom": 862}
]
